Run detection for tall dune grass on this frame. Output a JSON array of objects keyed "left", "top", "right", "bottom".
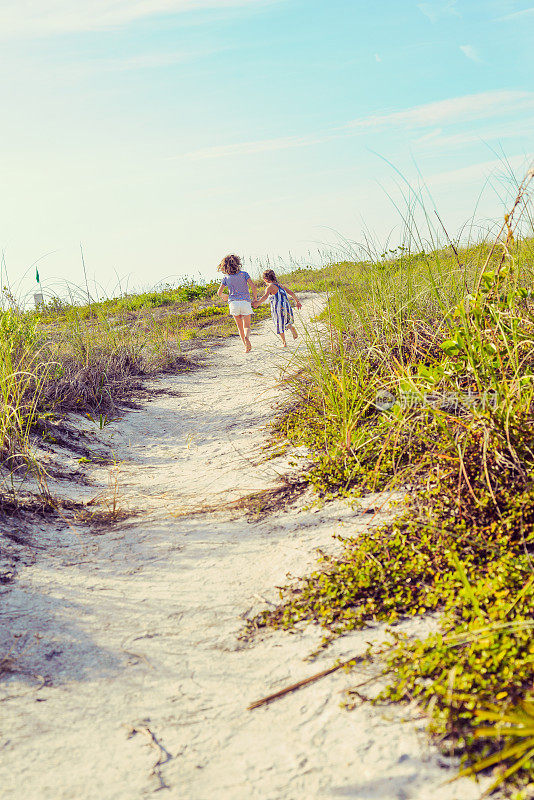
[
  {"left": 0, "top": 311, "right": 48, "bottom": 478},
  {"left": 0, "top": 278, "right": 268, "bottom": 502},
  {"left": 257, "top": 171, "right": 534, "bottom": 794}
]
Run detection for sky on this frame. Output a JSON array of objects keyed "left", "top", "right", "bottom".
[{"left": 0, "top": 0, "right": 533, "bottom": 300}]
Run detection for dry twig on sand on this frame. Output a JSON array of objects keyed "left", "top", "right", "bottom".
[
  {"left": 127, "top": 723, "right": 173, "bottom": 791},
  {"left": 247, "top": 655, "right": 364, "bottom": 710}
]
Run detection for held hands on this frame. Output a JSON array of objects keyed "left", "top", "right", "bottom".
[{"left": 296, "top": 301, "right": 302, "bottom": 310}]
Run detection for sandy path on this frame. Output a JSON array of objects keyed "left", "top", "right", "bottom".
[{"left": 0, "top": 296, "right": 486, "bottom": 800}]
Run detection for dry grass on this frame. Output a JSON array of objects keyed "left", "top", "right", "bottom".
[{"left": 0, "top": 278, "right": 269, "bottom": 517}]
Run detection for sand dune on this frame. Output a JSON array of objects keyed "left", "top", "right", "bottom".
[{"left": 0, "top": 295, "right": 486, "bottom": 799}]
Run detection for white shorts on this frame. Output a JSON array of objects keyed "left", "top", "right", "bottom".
[{"left": 228, "top": 300, "right": 253, "bottom": 316}]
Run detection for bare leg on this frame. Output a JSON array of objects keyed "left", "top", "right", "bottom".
[
  {"left": 243, "top": 314, "right": 252, "bottom": 352},
  {"left": 278, "top": 332, "right": 287, "bottom": 347},
  {"left": 234, "top": 315, "right": 246, "bottom": 345},
  {"left": 288, "top": 324, "right": 298, "bottom": 340}
]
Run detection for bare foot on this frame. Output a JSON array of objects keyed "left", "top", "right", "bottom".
[
  {"left": 244, "top": 338, "right": 252, "bottom": 353},
  {"left": 292, "top": 329, "right": 298, "bottom": 340}
]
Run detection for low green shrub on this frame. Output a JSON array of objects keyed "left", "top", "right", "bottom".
[{"left": 257, "top": 205, "right": 534, "bottom": 791}]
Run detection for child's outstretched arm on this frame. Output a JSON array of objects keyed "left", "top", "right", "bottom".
[
  {"left": 247, "top": 277, "right": 258, "bottom": 302},
  {"left": 217, "top": 282, "right": 227, "bottom": 299},
  {"left": 281, "top": 284, "right": 302, "bottom": 309},
  {"left": 252, "top": 290, "right": 269, "bottom": 308}
]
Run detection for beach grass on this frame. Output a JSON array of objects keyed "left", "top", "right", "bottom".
[
  {"left": 253, "top": 174, "right": 534, "bottom": 795},
  {"left": 3, "top": 174, "right": 534, "bottom": 793},
  {"left": 0, "top": 278, "right": 269, "bottom": 502}
]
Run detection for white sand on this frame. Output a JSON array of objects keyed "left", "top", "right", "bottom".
[{"left": 0, "top": 295, "right": 487, "bottom": 800}]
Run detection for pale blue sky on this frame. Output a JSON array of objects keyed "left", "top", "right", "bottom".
[{"left": 1, "top": 0, "right": 533, "bottom": 298}]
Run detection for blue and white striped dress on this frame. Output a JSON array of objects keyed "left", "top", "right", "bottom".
[{"left": 269, "top": 284, "right": 294, "bottom": 333}]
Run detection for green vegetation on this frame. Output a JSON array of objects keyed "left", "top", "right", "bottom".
[
  {"left": 254, "top": 179, "right": 534, "bottom": 794},
  {"left": 0, "top": 277, "right": 269, "bottom": 500},
  {"left": 42, "top": 279, "right": 219, "bottom": 319},
  {"left": 3, "top": 173, "right": 533, "bottom": 793}
]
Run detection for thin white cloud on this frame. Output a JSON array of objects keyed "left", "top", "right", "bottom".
[
  {"left": 182, "top": 90, "right": 534, "bottom": 160},
  {"left": 413, "top": 128, "right": 444, "bottom": 144},
  {"left": 417, "top": 0, "right": 460, "bottom": 22},
  {"left": 89, "top": 45, "right": 228, "bottom": 72},
  {"left": 413, "top": 119, "right": 534, "bottom": 150},
  {"left": 460, "top": 44, "right": 482, "bottom": 62},
  {"left": 344, "top": 90, "right": 534, "bottom": 130},
  {"left": 428, "top": 154, "right": 529, "bottom": 188},
  {"left": 497, "top": 5, "right": 534, "bottom": 21},
  {"left": 98, "top": 52, "right": 191, "bottom": 71},
  {"left": 183, "top": 133, "right": 337, "bottom": 161},
  {"left": 0, "top": 0, "right": 279, "bottom": 37}
]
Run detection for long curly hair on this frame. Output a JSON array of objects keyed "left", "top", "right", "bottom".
[{"left": 217, "top": 254, "right": 242, "bottom": 275}]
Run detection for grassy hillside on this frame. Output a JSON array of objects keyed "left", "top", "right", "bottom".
[{"left": 254, "top": 203, "right": 534, "bottom": 794}]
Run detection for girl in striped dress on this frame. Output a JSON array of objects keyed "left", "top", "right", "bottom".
[{"left": 253, "top": 269, "right": 302, "bottom": 347}]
